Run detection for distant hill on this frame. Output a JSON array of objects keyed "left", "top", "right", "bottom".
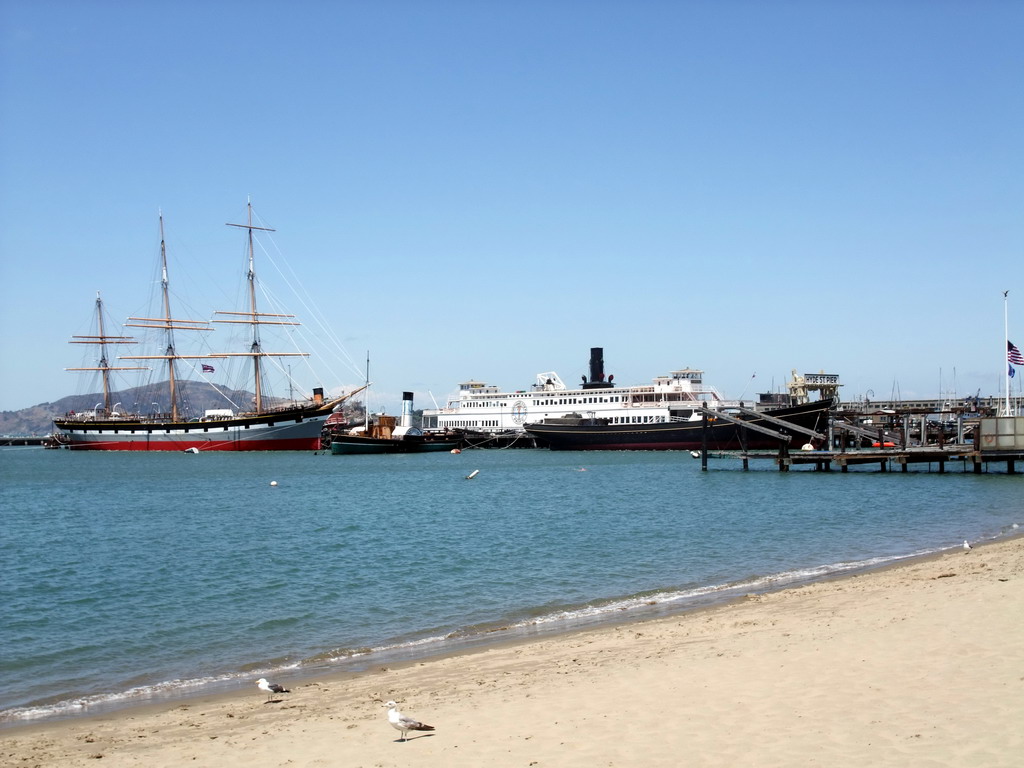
[{"left": 0, "top": 381, "right": 366, "bottom": 436}]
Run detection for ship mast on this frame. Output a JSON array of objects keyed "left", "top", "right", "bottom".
[
  {"left": 122, "top": 213, "right": 216, "bottom": 421},
  {"left": 219, "top": 201, "right": 307, "bottom": 414},
  {"left": 66, "top": 292, "right": 144, "bottom": 414},
  {"left": 159, "top": 216, "right": 179, "bottom": 417}
]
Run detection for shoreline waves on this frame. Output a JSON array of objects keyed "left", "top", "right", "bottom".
[
  {"left": 0, "top": 540, "right": 975, "bottom": 728},
  {"left": 4, "top": 535, "right": 1021, "bottom": 766}
]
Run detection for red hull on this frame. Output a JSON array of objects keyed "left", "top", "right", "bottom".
[{"left": 60, "top": 436, "right": 321, "bottom": 451}]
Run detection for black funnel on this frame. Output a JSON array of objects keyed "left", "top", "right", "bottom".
[{"left": 583, "top": 347, "right": 610, "bottom": 389}]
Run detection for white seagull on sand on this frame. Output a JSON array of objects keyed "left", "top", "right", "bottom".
[
  {"left": 256, "top": 677, "right": 290, "bottom": 702},
  {"left": 963, "top": 540, "right": 973, "bottom": 552},
  {"left": 384, "top": 700, "right": 435, "bottom": 741}
]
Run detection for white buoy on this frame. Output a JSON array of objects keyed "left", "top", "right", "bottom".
[
  {"left": 450, "top": 448, "right": 461, "bottom": 454},
  {"left": 466, "top": 469, "right": 479, "bottom": 480},
  {"left": 270, "top": 480, "right": 278, "bottom": 487}
]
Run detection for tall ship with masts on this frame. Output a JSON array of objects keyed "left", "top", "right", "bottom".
[{"left": 52, "top": 204, "right": 353, "bottom": 451}]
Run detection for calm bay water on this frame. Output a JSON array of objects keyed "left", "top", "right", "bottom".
[{"left": 1, "top": 447, "right": 1021, "bottom": 725}]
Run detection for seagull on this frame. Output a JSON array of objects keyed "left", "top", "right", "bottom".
[
  {"left": 256, "top": 677, "right": 290, "bottom": 702},
  {"left": 963, "top": 540, "right": 973, "bottom": 552},
  {"left": 384, "top": 700, "right": 435, "bottom": 741}
]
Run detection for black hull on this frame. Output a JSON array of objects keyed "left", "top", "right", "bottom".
[
  {"left": 524, "top": 400, "right": 833, "bottom": 451},
  {"left": 330, "top": 435, "right": 460, "bottom": 454}
]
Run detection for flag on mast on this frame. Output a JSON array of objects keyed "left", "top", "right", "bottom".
[{"left": 1008, "top": 341, "right": 1024, "bottom": 366}]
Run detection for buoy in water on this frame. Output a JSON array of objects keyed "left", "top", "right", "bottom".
[
  {"left": 450, "top": 448, "right": 461, "bottom": 454},
  {"left": 184, "top": 447, "right": 200, "bottom": 454},
  {"left": 270, "top": 480, "right": 278, "bottom": 487},
  {"left": 465, "top": 469, "right": 479, "bottom": 480}
]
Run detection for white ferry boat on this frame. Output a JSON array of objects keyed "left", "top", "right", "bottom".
[{"left": 421, "top": 348, "right": 745, "bottom": 434}]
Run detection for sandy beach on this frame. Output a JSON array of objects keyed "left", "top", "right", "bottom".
[{"left": 4, "top": 535, "right": 1022, "bottom": 767}]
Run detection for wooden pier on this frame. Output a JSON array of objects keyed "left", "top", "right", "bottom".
[
  {"left": 749, "top": 447, "right": 1018, "bottom": 473},
  {"left": 695, "top": 409, "right": 1024, "bottom": 474}
]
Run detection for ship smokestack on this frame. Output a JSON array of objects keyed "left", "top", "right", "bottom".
[
  {"left": 584, "top": 347, "right": 609, "bottom": 390},
  {"left": 400, "top": 391, "right": 414, "bottom": 428}
]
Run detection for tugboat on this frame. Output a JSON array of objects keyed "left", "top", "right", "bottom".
[{"left": 330, "top": 392, "right": 461, "bottom": 454}]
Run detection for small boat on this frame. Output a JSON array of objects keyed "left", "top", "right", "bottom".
[
  {"left": 330, "top": 433, "right": 461, "bottom": 454},
  {"left": 53, "top": 204, "right": 356, "bottom": 451},
  {"left": 331, "top": 392, "right": 461, "bottom": 455}
]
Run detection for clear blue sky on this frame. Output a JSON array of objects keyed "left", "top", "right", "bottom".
[{"left": 2, "top": 0, "right": 1022, "bottom": 414}]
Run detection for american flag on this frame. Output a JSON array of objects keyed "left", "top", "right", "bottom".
[
  {"left": 202, "top": 363, "right": 216, "bottom": 373},
  {"left": 1009, "top": 341, "right": 1024, "bottom": 366}
]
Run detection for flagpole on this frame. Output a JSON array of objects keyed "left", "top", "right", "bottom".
[{"left": 1005, "top": 290, "right": 1011, "bottom": 416}]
